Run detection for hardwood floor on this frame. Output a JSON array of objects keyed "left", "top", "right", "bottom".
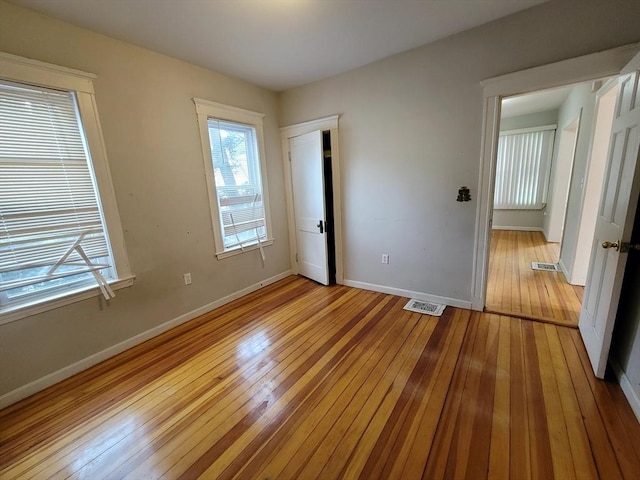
[
  {"left": 486, "top": 230, "right": 584, "bottom": 327},
  {"left": 1, "top": 276, "right": 637, "bottom": 479}
]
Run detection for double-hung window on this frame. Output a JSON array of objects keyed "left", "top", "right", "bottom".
[
  {"left": 194, "top": 99, "right": 273, "bottom": 259},
  {"left": 0, "top": 53, "right": 132, "bottom": 321}
]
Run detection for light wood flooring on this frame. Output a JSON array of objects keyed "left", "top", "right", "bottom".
[
  {"left": 1, "top": 276, "right": 638, "bottom": 479},
  {"left": 486, "top": 230, "right": 584, "bottom": 327}
]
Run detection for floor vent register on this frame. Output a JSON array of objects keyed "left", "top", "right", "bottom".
[
  {"left": 531, "top": 262, "right": 560, "bottom": 272},
  {"left": 403, "top": 299, "right": 446, "bottom": 317}
]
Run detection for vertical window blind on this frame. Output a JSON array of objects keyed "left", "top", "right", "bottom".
[
  {"left": 494, "top": 128, "right": 556, "bottom": 210},
  {"left": 0, "top": 80, "right": 113, "bottom": 304},
  {"left": 208, "top": 119, "right": 266, "bottom": 249}
]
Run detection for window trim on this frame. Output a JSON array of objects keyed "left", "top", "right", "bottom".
[
  {"left": 193, "top": 98, "right": 274, "bottom": 259},
  {"left": 0, "top": 52, "right": 134, "bottom": 323},
  {"left": 0, "top": 276, "right": 135, "bottom": 325}
]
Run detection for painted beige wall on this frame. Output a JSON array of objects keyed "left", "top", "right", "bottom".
[
  {"left": 0, "top": 1, "right": 291, "bottom": 396},
  {"left": 279, "top": 0, "right": 640, "bottom": 302}
]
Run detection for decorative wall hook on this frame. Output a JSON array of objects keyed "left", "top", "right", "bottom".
[{"left": 457, "top": 186, "right": 471, "bottom": 202}]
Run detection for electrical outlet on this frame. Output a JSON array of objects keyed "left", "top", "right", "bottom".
[
  {"left": 183, "top": 273, "right": 192, "bottom": 285},
  {"left": 381, "top": 254, "right": 389, "bottom": 264}
]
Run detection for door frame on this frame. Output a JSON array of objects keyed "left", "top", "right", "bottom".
[
  {"left": 280, "top": 115, "right": 344, "bottom": 284},
  {"left": 472, "top": 43, "right": 640, "bottom": 311},
  {"left": 549, "top": 114, "right": 581, "bottom": 249}
]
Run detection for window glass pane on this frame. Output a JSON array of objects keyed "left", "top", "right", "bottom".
[
  {"left": 0, "top": 80, "right": 114, "bottom": 308},
  {"left": 207, "top": 119, "right": 266, "bottom": 249},
  {"left": 1, "top": 255, "right": 110, "bottom": 300}
]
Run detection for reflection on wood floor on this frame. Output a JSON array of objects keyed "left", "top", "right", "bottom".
[
  {"left": 486, "top": 230, "right": 584, "bottom": 327},
  {"left": 1, "top": 276, "right": 637, "bottom": 479}
]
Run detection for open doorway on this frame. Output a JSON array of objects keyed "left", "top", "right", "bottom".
[{"left": 485, "top": 78, "right": 617, "bottom": 327}]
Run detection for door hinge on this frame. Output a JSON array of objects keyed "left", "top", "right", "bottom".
[
  {"left": 288, "top": 151, "right": 291, "bottom": 162},
  {"left": 295, "top": 253, "right": 299, "bottom": 262}
]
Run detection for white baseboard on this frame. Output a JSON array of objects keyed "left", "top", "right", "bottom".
[
  {"left": 610, "top": 357, "right": 640, "bottom": 422},
  {"left": 491, "top": 226, "right": 544, "bottom": 232},
  {"left": 471, "top": 297, "right": 485, "bottom": 312},
  {"left": 342, "top": 279, "right": 472, "bottom": 310},
  {"left": 558, "top": 259, "right": 571, "bottom": 282},
  {"left": 0, "top": 270, "right": 292, "bottom": 409}
]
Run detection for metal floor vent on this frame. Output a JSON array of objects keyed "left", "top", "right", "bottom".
[
  {"left": 531, "top": 262, "right": 560, "bottom": 272},
  {"left": 403, "top": 299, "right": 446, "bottom": 317}
]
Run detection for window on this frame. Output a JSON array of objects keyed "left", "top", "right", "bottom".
[
  {"left": 494, "top": 127, "right": 556, "bottom": 210},
  {"left": 194, "top": 98, "right": 273, "bottom": 258},
  {"left": 0, "top": 53, "right": 132, "bottom": 321}
]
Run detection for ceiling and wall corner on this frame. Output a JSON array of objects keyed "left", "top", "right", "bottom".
[{"left": 6, "top": 0, "right": 550, "bottom": 92}]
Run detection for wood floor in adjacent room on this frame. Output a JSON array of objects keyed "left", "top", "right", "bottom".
[
  {"left": 486, "top": 230, "right": 585, "bottom": 327},
  {"left": 1, "top": 276, "right": 638, "bottom": 479}
]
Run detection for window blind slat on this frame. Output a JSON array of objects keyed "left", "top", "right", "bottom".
[{"left": 494, "top": 129, "right": 555, "bottom": 210}]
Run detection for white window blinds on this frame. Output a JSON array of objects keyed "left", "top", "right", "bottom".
[
  {"left": 494, "top": 128, "right": 555, "bottom": 210},
  {"left": 207, "top": 119, "right": 266, "bottom": 249},
  {"left": 0, "top": 80, "right": 114, "bottom": 303}
]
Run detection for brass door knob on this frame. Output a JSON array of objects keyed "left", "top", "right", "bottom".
[{"left": 602, "top": 241, "right": 619, "bottom": 251}]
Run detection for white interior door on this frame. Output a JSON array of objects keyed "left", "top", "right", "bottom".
[
  {"left": 579, "top": 52, "right": 640, "bottom": 378},
  {"left": 289, "top": 130, "right": 329, "bottom": 285}
]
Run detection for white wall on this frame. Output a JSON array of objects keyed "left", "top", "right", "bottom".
[
  {"left": 570, "top": 84, "right": 618, "bottom": 285},
  {"left": 279, "top": 0, "right": 640, "bottom": 305},
  {"left": 492, "top": 210, "right": 545, "bottom": 231},
  {"left": 545, "top": 115, "right": 581, "bottom": 242},
  {"left": 0, "top": 1, "right": 291, "bottom": 398},
  {"left": 493, "top": 109, "right": 559, "bottom": 231},
  {"left": 500, "top": 109, "right": 558, "bottom": 132},
  {"left": 555, "top": 85, "right": 598, "bottom": 275}
]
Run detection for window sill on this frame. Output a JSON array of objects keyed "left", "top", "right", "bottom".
[
  {"left": 493, "top": 207, "right": 545, "bottom": 211},
  {"left": 0, "top": 275, "right": 136, "bottom": 325},
  {"left": 216, "top": 238, "right": 274, "bottom": 260}
]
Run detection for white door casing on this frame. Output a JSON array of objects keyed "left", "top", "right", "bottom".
[
  {"left": 289, "top": 130, "right": 329, "bottom": 285},
  {"left": 473, "top": 43, "right": 640, "bottom": 312},
  {"left": 579, "top": 52, "right": 640, "bottom": 378},
  {"left": 280, "top": 115, "right": 343, "bottom": 284}
]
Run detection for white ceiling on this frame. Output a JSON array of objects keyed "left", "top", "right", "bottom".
[
  {"left": 501, "top": 84, "right": 576, "bottom": 118},
  {"left": 9, "top": 0, "right": 548, "bottom": 91}
]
